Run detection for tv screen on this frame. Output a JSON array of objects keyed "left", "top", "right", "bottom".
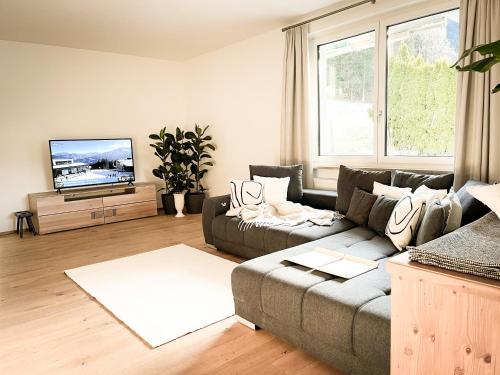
[{"left": 49, "top": 139, "right": 135, "bottom": 189}]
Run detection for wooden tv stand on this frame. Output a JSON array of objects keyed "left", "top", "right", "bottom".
[{"left": 28, "top": 182, "right": 158, "bottom": 235}]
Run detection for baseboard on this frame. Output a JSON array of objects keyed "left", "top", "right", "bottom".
[
  {"left": 0, "top": 230, "right": 16, "bottom": 236},
  {"left": 237, "top": 315, "right": 258, "bottom": 330}
]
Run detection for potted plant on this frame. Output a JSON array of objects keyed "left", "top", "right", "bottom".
[
  {"left": 185, "top": 124, "right": 216, "bottom": 214},
  {"left": 169, "top": 127, "right": 193, "bottom": 217},
  {"left": 149, "top": 127, "right": 176, "bottom": 214}
]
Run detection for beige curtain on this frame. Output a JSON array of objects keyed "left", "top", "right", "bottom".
[
  {"left": 280, "top": 25, "right": 312, "bottom": 187},
  {"left": 454, "top": 0, "right": 500, "bottom": 188}
]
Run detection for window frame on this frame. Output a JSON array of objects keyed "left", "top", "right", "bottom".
[{"left": 309, "top": 0, "right": 460, "bottom": 171}]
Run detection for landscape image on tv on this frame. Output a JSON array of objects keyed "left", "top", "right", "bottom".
[{"left": 49, "top": 139, "right": 135, "bottom": 189}]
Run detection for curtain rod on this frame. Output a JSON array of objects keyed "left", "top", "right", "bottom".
[{"left": 281, "top": 0, "right": 376, "bottom": 32}]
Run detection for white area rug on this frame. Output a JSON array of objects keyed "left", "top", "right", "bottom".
[{"left": 65, "top": 244, "right": 237, "bottom": 347}]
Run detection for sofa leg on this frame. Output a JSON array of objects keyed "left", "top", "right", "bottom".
[
  {"left": 237, "top": 315, "right": 258, "bottom": 330},
  {"left": 205, "top": 243, "right": 217, "bottom": 250}
]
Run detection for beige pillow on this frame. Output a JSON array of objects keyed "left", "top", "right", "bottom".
[{"left": 373, "top": 182, "right": 411, "bottom": 199}]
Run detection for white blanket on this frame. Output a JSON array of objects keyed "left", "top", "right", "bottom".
[{"left": 231, "top": 201, "right": 343, "bottom": 230}]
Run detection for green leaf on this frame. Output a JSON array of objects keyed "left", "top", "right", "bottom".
[
  {"left": 202, "top": 136, "right": 212, "bottom": 141},
  {"left": 493, "top": 83, "right": 500, "bottom": 94},
  {"left": 149, "top": 134, "right": 161, "bottom": 140},
  {"left": 185, "top": 131, "right": 196, "bottom": 139},
  {"left": 152, "top": 169, "right": 163, "bottom": 179},
  {"left": 455, "top": 56, "right": 499, "bottom": 73},
  {"left": 451, "top": 40, "right": 500, "bottom": 67},
  {"left": 206, "top": 144, "right": 216, "bottom": 151}
]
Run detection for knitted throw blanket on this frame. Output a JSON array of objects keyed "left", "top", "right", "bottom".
[{"left": 407, "top": 212, "right": 500, "bottom": 280}]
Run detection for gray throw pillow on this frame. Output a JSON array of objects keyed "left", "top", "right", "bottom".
[
  {"left": 336, "top": 165, "right": 391, "bottom": 214},
  {"left": 415, "top": 199, "right": 450, "bottom": 246},
  {"left": 393, "top": 171, "right": 454, "bottom": 192},
  {"left": 456, "top": 180, "right": 491, "bottom": 225},
  {"left": 249, "top": 164, "right": 303, "bottom": 203},
  {"left": 368, "top": 196, "right": 398, "bottom": 236},
  {"left": 443, "top": 193, "right": 462, "bottom": 234},
  {"left": 345, "top": 188, "right": 378, "bottom": 226}
]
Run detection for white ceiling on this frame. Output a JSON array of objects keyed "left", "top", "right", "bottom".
[{"left": 0, "top": 0, "right": 340, "bottom": 61}]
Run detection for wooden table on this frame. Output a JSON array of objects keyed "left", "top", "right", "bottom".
[{"left": 387, "top": 252, "right": 500, "bottom": 375}]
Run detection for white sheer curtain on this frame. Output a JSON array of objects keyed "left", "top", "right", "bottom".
[
  {"left": 280, "top": 25, "right": 312, "bottom": 187},
  {"left": 454, "top": 0, "right": 500, "bottom": 188}
]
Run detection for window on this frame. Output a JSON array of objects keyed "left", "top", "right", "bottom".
[
  {"left": 318, "top": 32, "right": 375, "bottom": 156},
  {"left": 313, "top": 5, "right": 460, "bottom": 167},
  {"left": 386, "top": 10, "right": 459, "bottom": 156}
]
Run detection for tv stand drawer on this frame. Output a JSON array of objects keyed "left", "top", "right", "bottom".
[
  {"left": 104, "top": 201, "right": 157, "bottom": 224},
  {"left": 38, "top": 209, "right": 104, "bottom": 234},
  {"left": 37, "top": 197, "right": 103, "bottom": 216}
]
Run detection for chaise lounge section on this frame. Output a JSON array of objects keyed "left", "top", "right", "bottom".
[{"left": 231, "top": 227, "right": 396, "bottom": 374}]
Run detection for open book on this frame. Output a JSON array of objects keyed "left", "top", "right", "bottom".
[{"left": 284, "top": 247, "right": 378, "bottom": 279}]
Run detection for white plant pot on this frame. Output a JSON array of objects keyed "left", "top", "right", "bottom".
[{"left": 174, "top": 193, "right": 185, "bottom": 218}]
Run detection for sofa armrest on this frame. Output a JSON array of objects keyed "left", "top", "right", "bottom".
[
  {"left": 301, "top": 189, "right": 337, "bottom": 211},
  {"left": 202, "top": 194, "right": 230, "bottom": 245}
]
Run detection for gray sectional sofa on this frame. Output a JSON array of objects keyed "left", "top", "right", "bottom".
[{"left": 201, "top": 165, "right": 489, "bottom": 375}]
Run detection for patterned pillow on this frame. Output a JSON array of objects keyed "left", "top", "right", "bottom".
[
  {"left": 386, "top": 193, "right": 425, "bottom": 251},
  {"left": 226, "top": 180, "right": 263, "bottom": 216}
]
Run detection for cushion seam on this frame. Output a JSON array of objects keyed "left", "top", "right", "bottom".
[{"left": 351, "top": 292, "right": 386, "bottom": 357}]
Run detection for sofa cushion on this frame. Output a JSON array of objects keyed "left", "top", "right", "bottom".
[
  {"left": 212, "top": 215, "right": 355, "bottom": 256},
  {"left": 393, "top": 170, "right": 454, "bottom": 192},
  {"left": 457, "top": 179, "right": 491, "bottom": 225},
  {"left": 249, "top": 164, "right": 303, "bottom": 203},
  {"left": 353, "top": 295, "right": 391, "bottom": 368},
  {"left": 302, "top": 279, "right": 386, "bottom": 353},
  {"left": 336, "top": 165, "right": 391, "bottom": 214},
  {"left": 311, "top": 227, "right": 397, "bottom": 261},
  {"left": 261, "top": 265, "right": 332, "bottom": 328},
  {"left": 345, "top": 188, "right": 378, "bottom": 226}
]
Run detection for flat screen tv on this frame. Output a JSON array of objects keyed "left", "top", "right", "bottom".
[{"left": 49, "top": 138, "right": 135, "bottom": 190}]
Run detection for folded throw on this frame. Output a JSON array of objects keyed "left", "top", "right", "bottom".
[
  {"left": 408, "top": 212, "right": 500, "bottom": 280},
  {"left": 236, "top": 201, "right": 343, "bottom": 230}
]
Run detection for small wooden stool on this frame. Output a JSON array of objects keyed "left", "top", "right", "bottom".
[{"left": 15, "top": 211, "right": 36, "bottom": 238}]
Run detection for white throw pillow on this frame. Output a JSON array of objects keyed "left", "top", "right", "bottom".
[
  {"left": 467, "top": 183, "right": 500, "bottom": 219},
  {"left": 253, "top": 175, "right": 290, "bottom": 203},
  {"left": 373, "top": 182, "right": 412, "bottom": 199},
  {"left": 386, "top": 192, "right": 425, "bottom": 251},
  {"left": 226, "top": 180, "right": 263, "bottom": 216},
  {"left": 414, "top": 185, "right": 448, "bottom": 206}
]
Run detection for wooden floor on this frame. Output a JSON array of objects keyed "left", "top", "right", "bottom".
[{"left": 0, "top": 214, "right": 342, "bottom": 375}]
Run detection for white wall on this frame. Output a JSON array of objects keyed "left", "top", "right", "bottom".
[
  {"left": 185, "top": 29, "right": 284, "bottom": 196},
  {"left": 0, "top": 29, "right": 285, "bottom": 232},
  {"left": 0, "top": 41, "right": 186, "bottom": 232}
]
